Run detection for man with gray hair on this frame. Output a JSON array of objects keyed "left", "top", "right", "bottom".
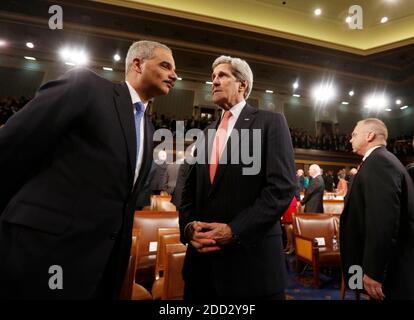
[
  {"left": 341, "top": 118, "right": 414, "bottom": 299},
  {"left": 179, "top": 55, "right": 296, "bottom": 300},
  {"left": 300, "top": 164, "right": 325, "bottom": 213},
  {"left": 0, "top": 40, "right": 177, "bottom": 299}
]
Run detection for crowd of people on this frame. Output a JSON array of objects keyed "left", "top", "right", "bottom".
[
  {"left": 289, "top": 127, "right": 353, "bottom": 152},
  {"left": 0, "top": 96, "right": 30, "bottom": 125},
  {"left": 3, "top": 96, "right": 413, "bottom": 160}
]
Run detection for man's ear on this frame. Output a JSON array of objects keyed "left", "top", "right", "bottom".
[
  {"left": 132, "top": 58, "right": 143, "bottom": 73},
  {"left": 366, "top": 131, "right": 376, "bottom": 142},
  {"left": 239, "top": 80, "right": 247, "bottom": 93}
]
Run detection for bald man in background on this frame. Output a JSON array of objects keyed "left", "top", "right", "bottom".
[{"left": 341, "top": 118, "right": 414, "bottom": 300}]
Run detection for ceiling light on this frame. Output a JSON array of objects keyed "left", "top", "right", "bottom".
[
  {"left": 312, "top": 83, "right": 336, "bottom": 102},
  {"left": 380, "top": 17, "right": 388, "bottom": 23},
  {"left": 385, "top": 108, "right": 392, "bottom": 112},
  {"left": 293, "top": 94, "right": 300, "bottom": 97},
  {"left": 266, "top": 90, "right": 274, "bottom": 94},
  {"left": 349, "top": 90, "right": 354, "bottom": 96},
  {"left": 102, "top": 67, "right": 113, "bottom": 71},
  {"left": 341, "top": 101, "right": 349, "bottom": 105},
  {"left": 293, "top": 82, "right": 299, "bottom": 89},
  {"left": 0, "top": 39, "right": 6, "bottom": 46},
  {"left": 395, "top": 99, "right": 402, "bottom": 105},
  {"left": 364, "top": 94, "right": 389, "bottom": 110},
  {"left": 65, "top": 62, "right": 75, "bottom": 66},
  {"left": 314, "top": 8, "right": 322, "bottom": 16},
  {"left": 113, "top": 54, "right": 121, "bottom": 62},
  {"left": 400, "top": 105, "right": 408, "bottom": 110},
  {"left": 24, "top": 56, "right": 36, "bottom": 60},
  {"left": 205, "top": 81, "right": 213, "bottom": 85},
  {"left": 26, "top": 42, "right": 34, "bottom": 48},
  {"left": 345, "top": 16, "right": 352, "bottom": 23},
  {"left": 177, "top": 77, "right": 182, "bottom": 81},
  {"left": 59, "top": 47, "right": 89, "bottom": 65}
]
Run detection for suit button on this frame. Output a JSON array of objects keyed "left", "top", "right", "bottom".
[{"left": 110, "top": 232, "right": 118, "bottom": 240}]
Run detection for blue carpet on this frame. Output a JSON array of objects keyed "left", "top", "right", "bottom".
[{"left": 284, "top": 254, "right": 366, "bottom": 300}]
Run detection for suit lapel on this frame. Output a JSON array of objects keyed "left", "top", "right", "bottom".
[
  {"left": 208, "top": 104, "right": 257, "bottom": 197},
  {"left": 113, "top": 82, "right": 136, "bottom": 186}
]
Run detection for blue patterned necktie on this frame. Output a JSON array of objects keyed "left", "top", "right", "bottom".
[{"left": 133, "top": 102, "right": 145, "bottom": 166}]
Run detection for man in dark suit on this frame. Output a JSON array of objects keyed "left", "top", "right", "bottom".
[
  {"left": 300, "top": 164, "right": 325, "bottom": 213},
  {"left": 179, "top": 55, "right": 296, "bottom": 300},
  {"left": 163, "top": 151, "right": 185, "bottom": 200},
  {"left": 296, "top": 169, "right": 305, "bottom": 193},
  {"left": 0, "top": 40, "right": 177, "bottom": 299},
  {"left": 341, "top": 118, "right": 414, "bottom": 300}
]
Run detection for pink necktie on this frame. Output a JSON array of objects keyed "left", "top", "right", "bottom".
[{"left": 209, "top": 111, "right": 232, "bottom": 183}]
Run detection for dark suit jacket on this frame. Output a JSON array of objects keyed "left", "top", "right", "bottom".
[
  {"left": 169, "top": 162, "right": 191, "bottom": 209},
  {"left": 163, "top": 162, "right": 181, "bottom": 195},
  {"left": 0, "top": 68, "right": 154, "bottom": 299},
  {"left": 149, "top": 162, "right": 167, "bottom": 193},
  {"left": 302, "top": 175, "right": 325, "bottom": 213},
  {"left": 179, "top": 104, "right": 296, "bottom": 299},
  {"left": 340, "top": 146, "right": 414, "bottom": 299}
]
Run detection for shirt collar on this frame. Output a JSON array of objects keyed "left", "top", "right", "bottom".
[
  {"left": 220, "top": 100, "right": 246, "bottom": 119},
  {"left": 362, "top": 145, "right": 382, "bottom": 162},
  {"left": 125, "top": 81, "right": 148, "bottom": 110}
]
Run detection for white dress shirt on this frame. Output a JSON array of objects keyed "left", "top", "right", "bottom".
[
  {"left": 125, "top": 81, "right": 147, "bottom": 184},
  {"left": 217, "top": 100, "right": 246, "bottom": 156}
]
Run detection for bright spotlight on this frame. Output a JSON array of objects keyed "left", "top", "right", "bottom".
[
  {"left": 380, "top": 17, "right": 388, "bottom": 23},
  {"left": 293, "top": 82, "right": 299, "bottom": 90},
  {"left": 205, "top": 81, "right": 213, "bottom": 85},
  {"left": 0, "top": 39, "right": 7, "bottom": 47},
  {"left": 102, "top": 67, "right": 113, "bottom": 71},
  {"left": 349, "top": 90, "right": 354, "bottom": 96},
  {"left": 59, "top": 47, "right": 89, "bottom": 66},
  {"left": 266, "top": 90, "right": 274, "bottom": 94},
  {"left": 400, "top": 105, "right": 408, "bottom": 110},
  {"left": 364, "top": 94, "right": 389, "bottom": 110},
  {"left": 26, "top": 42, "right": 34, "bottom": 48},
  {"left": 177, "top": 77, "right": 182, "bottom": 81},
  {"left": 345, "top": 16, "right": 352, "bottom": 23},
  {"left": 385, "top": 108, "right": 392, "bottom": 112},
  {"left": 314, "top": 8, "right": 322, "bottom": 16},
  {"left": 312, "top": 83, "right": 336, "bottom": 102},
  {"left": 113, "top": 54, "right": 121, "bottom": 61},
  {"left": 24, "top": 56, "right": 36, "bottom": 60},
  {"left": 395, "top": 99, "right": 402, "bottom": 105}
]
